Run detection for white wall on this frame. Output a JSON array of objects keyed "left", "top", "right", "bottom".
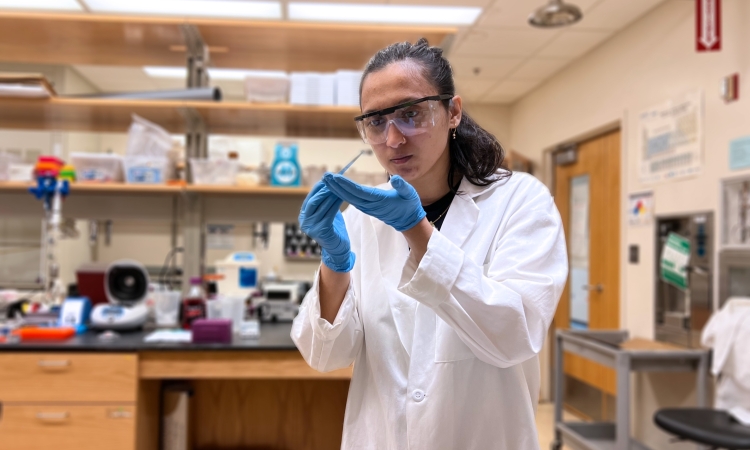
[{"left": 508, "top": 0, "right": 750, "bottom": 446}]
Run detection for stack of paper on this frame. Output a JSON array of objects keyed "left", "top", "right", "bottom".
[
  {"left": 336, "top": 70, "right": 362, "bottom": 107},
  {"left": 289, "top": 72, "right": 336, "bottom": 106},
  {"left": 0, "top": 73, "right": 57, "bottom": 98}
]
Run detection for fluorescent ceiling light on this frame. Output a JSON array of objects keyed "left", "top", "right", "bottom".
[
  {"left": 84, "top": 0, "right": 282, "bottom": 19},
  {"left": 287, "top": 3, "right": 482, "bottom": 26},
  {"left": 144, "top": 67, "right": 288, "bottom": 80},
  {"left": 0, "top": 0, "right": 82, "bottom": 11}
]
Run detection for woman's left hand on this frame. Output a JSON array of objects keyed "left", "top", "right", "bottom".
[{"left": 322, "top": 173, "right": 426, "bottom": 232}]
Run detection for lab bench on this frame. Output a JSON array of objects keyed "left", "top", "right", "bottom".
[
  {"left": 552, "top": 329, "right": 710, "bottom": 450},
  {"left": 0, "top": 323, "right": 351, "bottom": 450}
]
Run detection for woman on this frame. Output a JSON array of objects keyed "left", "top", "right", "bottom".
[{"left": 292, "top": 38, "right": 568, "bottom": 449}]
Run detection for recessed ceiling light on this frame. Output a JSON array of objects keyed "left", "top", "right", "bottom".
[
  {"left": 144, "top": 67, "right": 288, "bottom": 81},
  {"left": 287, "top": 3, "right": 482, "bottom": 26},
  {"left": 83, "top": 0, "right": 282, "bottom": 19},
  {"left": 0, "top": 0, "right": 82, "bottom": 11}
]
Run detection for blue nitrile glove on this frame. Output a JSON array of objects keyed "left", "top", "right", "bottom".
[
  {"left": 322, "top": 173, "right": 426, "bottom": 232},
  {"left": 298, "top": 181, "right": 355, "bottom": 273}
]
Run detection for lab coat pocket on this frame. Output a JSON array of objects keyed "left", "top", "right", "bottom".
[{"left": 435, "top": 317, "right": 475, "bottom": 363}]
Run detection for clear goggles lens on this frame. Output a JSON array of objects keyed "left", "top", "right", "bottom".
[{"left": 355, "top": 100, "right": 441, "bottom": 145}]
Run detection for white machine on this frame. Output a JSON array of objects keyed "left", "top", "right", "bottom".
[
  {"left": 90, "top": 260, "right": 150, "bottom": 330},
  {"left": 256, "top": 282, "right": 307, "bottom": 322},
  {"left": 215, "top": 252, "right": 260, "bottom": 297}
]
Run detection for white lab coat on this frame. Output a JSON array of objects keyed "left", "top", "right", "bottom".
[
  {"left": 292, "top": 171, "right": 568, "bottom": 450},
  {"left": 701, "top": 297, "right": 750, "bottom": 425}
]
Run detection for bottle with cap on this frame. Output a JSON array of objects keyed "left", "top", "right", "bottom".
[{"left": 181, "top": 277, "right": 207, "bottom": 330}]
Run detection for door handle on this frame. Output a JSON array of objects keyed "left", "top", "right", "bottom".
[
  {"left": 582, "top": 284, "right": 603, "bottom": 293},
  {"left": 36, "top": 412, "right": 69, "bottom": 423},
  {"left": 37, "top": 360, "right": 71, "bottom": 371}
]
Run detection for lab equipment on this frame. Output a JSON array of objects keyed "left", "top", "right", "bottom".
[
  {"left": 718, "top": 249, "right": 750, "bottom": 307},
  {"left": 124, "top": 155, "right": 171, "bottom": 184},
  {"left": 339, "top": 149, "right": 373, "bottom": 175},
  {"left": 284, "top": 222, "right": 322, "bottom": 260},
  {"left": 323, "top": 173, "right": 426, "bottom": 232},
  {"left": 70, "top": 153, "right": 123, "bottom": 182},
  {"left": 11, "top": 327, "right": 75, "bottom": 341},
  {"left": 255, "top": 281, "right": 306, "bottom": 322},
  {"left": 256, "top": 300, "right": 299, "bottom": 322},
  {"left": 215, "top": 252, "right": 260, "bottom": 297},
  {"left": 59, "top": 297, "right": 91, "bottom": 327},
  {"left": 654, "top": 213, "right": 714, "bottom": 348},
  {"left": 28, "top": 155, "right": 69, "bottom": 306},
  {"left": 298, "top": 183, "right": 354, "bottom": 273},
  {"left": 191, "top": 319, "right": 232, "bottom": 343},
  {"left": 79, "top": 87, "right": 221, "bottom": 101},
  {"left": 353, "top": 94, "right": 453, "bottom": 144},
  {"left": 722, "top": 176, "right": 750, "bottom": 246},
  {"left": 154, "top": 290, "right": 182, "bottom": 327},
  {"left": 552, "top": 329, "right": 709, "bottom": 450},
  {"left": 270, "top": 142, "right": 301, "bottom": 187},
  {"left": 90, "top": 260, "right": 150, "bottom": 330},
  {"left": 654, "top": 408, "right": 750, "bottom": 449},
  {"left": 189, "top": 158, "right": 239, "bottom": 185},
  {"left": 76, "top": 264, "right": 108, "bottom": 305},
  {"left": 181, "top": 277, "right": 207, "bottom": 330}
]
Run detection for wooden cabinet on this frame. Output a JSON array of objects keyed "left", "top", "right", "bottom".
[
  {"left": 0, "top": 404, "right": 136, "bottom": 450},
  {"left": 0, "top": 353, "right": 138, "bottom": 450}
]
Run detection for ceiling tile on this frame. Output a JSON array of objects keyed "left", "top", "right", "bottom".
[
  {"left": 453, "top": 28, "right": 559, "bottom": 57},
  {"left": 536, "top": 29, "right": 611, "bottom": 58},
  {"left": 454, "top": 78, "right": 497, "bottom": 102},
  {"left": 387, "top": 0, "right": 492, "bottom": 7},
  {"left": 477, "top": 0, "right": 600, "bottom": 28},
  {"left": 447, "top": 56, "right": 523, "bottom": 79},
  {"left": 578, "top": 0, "right": 665, "bottom": 31},
  {"left": 484, "top": 79, "right": 540, "bottom": 102},
  {"left": 506, "top": 57, "right": 570, "bottom": 80}
]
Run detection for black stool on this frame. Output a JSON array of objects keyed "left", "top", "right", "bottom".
[{"left": 654, "top": 408, "right": 750, "bottom": 449}]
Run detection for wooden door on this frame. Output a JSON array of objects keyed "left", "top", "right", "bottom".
[{"left": 554, "top": 129, "right": 621, "bottom": 397}]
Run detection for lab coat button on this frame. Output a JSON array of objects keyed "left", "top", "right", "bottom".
[{"left": 412, "top": 389, "right": 425, "bottom": 402}]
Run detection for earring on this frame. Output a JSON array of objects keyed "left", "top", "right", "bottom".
[{"left": 452, "top": 128, "right": 457, "bottom": 140}]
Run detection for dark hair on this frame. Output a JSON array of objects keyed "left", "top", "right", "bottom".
[{"left": 360, "top": 38, "right": 510, "bottom": 191}]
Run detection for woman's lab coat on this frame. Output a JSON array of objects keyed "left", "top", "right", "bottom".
[{"left": 292, "top": 171, "right": 569, "bottom": 450}]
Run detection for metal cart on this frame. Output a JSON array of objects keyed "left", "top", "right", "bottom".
[{"left": 552, "top": 330, "right": 710, "bottom": 450}]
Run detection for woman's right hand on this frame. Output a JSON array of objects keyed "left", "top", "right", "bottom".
[{"left": 299, "top": 181, "right": 355, "bottom": 273}]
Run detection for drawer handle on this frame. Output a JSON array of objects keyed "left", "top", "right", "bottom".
[
  {"left": 37, "top": 360, "right": 71, "bottom": 370},
  {"left": 36, "top": 412, "right": 69, "bottom": 423}
]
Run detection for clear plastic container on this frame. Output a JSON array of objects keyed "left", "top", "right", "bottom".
[
  {"left": 190, "top": 159, "right": 239, "bottom": 185},
  {"left": 70, "top": 153, "right": 124, "bottom": 182},
  {"left": 124, "top": 156, "right": 171, "bottom": 184},
  {"left": 244, "top": 74, "right": 289, "bottom": 103}
]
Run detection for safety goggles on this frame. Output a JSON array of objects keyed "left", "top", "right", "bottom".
[{"left": 354, "top": 94, "right": 453, "bottom": 145}]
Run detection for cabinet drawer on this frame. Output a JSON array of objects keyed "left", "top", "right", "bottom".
[
  {"left": 0, "top": 404, "right": 136, "bottom": 450},
  {"left": 0, "top": 353, "right": 137, "bottom": 402}
]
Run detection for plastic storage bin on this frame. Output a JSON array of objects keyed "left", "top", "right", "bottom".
[
  {"left": 70, "top": 153, "right": 124, "bottom": 182},
  {"left": 189, "top": 159, "right": 239, "bottom": 185},
  {"left": 124, "top": 156, "right": 171, "bottom": 184},
  {"left": 244, "top": 74, "right": 289, "bottom": 103}
]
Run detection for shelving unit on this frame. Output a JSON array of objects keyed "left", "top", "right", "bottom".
[
  {"left": 0, "top": 181, "right": 309, "bottom": 196},
  {"left": 0, "top": 12, "right": 455, "bottom": 70},
  {"left": 0, "top": 97, "right": 362, "bottom": 138}
]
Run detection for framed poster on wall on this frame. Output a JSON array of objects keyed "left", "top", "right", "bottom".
[{"left": 638, "top": 90, "right": 703, "bottom": 184}]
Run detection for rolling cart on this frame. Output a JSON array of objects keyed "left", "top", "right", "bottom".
[{"left": 551, "top": 329, "right": 710, "bottom": 450}]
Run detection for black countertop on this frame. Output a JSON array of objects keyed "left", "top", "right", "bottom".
[{"left": 0, "top": 322, "right": 298, "bottom": 353}]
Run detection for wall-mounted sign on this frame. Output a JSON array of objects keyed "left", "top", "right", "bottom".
[
  {"left": 628, "top": 191, "right": 654, "bottom": 226},
  {"left": 696, "top": 0, "right": 721, "bottom": 52},
  {"left": 730, "top": 136, "right": 750, "bottom": 171},
  {"left": 638, "top": 91, "right": 703, "bottom": 184}
]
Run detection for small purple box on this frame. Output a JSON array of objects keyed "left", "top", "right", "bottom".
[{"left": 191, "top": 319, "right": 232, "bottom": 344}]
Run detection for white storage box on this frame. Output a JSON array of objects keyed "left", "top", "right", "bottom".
[
  {"left": 336, "top": 70, "right": 362, "bottom": 106},
  {"left": 215, "top": 252, "right": 259, "bottom": 297},
  {"left": 71, "top": 153, "right": 124, "bottom": 182},
  {"left": 190, "top": 159, "right": 239, "bottom": 185},
  {"left": 8, "top": 163, "right": 33, "bottom": 182},
  {"left": 124, "top": 156, "right": 171, "bottom": 184},
  {"left": 244, "top": 74, "right": 289, "bottom": 103},
  {"left": 289, "top": 72, "right": 336, "bottom": 106}
]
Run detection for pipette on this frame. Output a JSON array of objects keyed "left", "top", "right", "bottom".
[{"left": 339, "top": 149, "right": 373, "bottom": 175}]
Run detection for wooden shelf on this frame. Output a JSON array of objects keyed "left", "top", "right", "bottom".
[
  {"left": 0, "top": 181, "right": 309, "bottom": 196},
  {"left": 187, "top": 185, "right": 310, "bottom": 195},
  {"left": 0, "top": 12, "right": 455, "bottom": 71},
  {"left": 0, "top": 97, "right": 362, "bottom": 138}
]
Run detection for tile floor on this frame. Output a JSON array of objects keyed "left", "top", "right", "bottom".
[{"left": 536, "top": 402, "right": 578, "bottom": 450}]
